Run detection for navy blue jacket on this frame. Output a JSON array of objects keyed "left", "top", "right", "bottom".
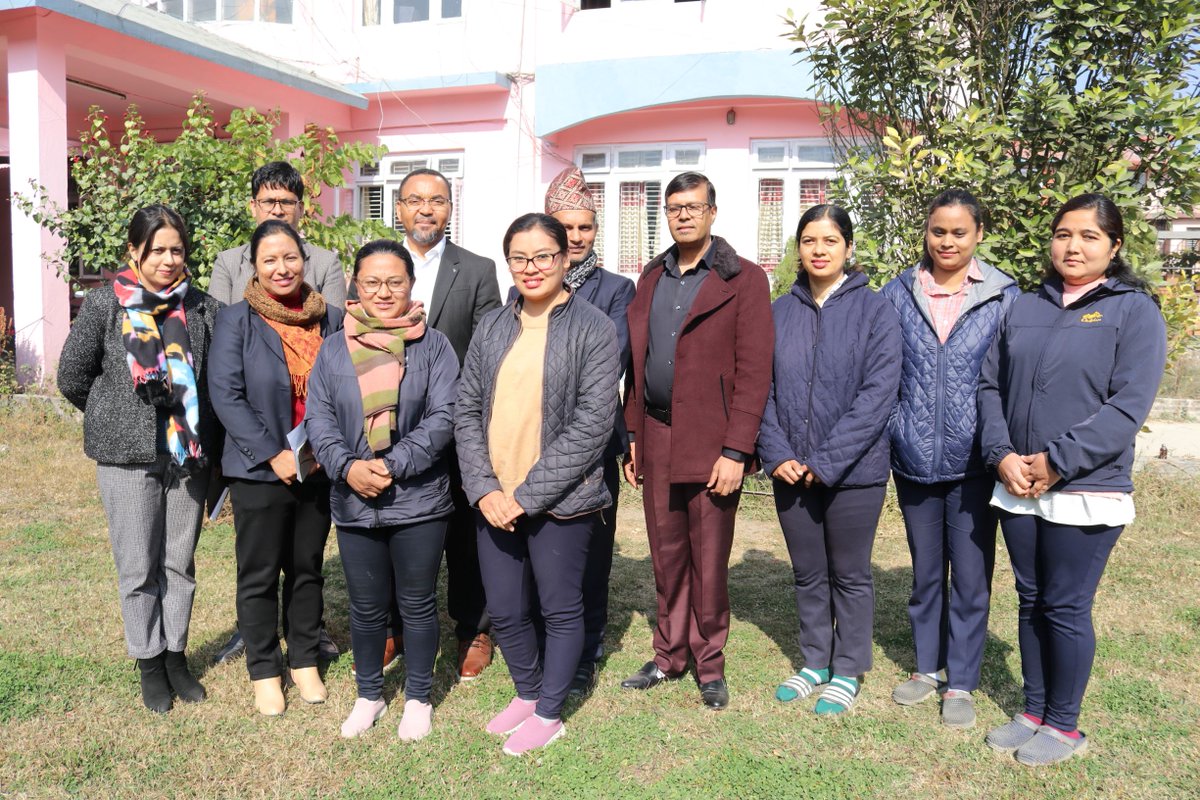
[
  {"left": 209, "top": 301, "right": 344, "bottom": 481},
  {"left": 882, "top": 261, "right": 1019, "bottom": 483},
  {"left": 978, "top": 277, "right": 1166, "bottom": 492},
  {"left": 757, "top": 271, "right": 902, "bottom": 488},
  {"left": 305, "top": 327, "right": 458, "bottom": 529},
  {"left": 507, "top": 265, "right": 635, "bottom": 459}
]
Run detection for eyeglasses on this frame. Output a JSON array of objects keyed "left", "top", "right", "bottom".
[
  {"left": 400, "top": 195, "right": 450, "bottom": 209},
  {"left": 356, "top": 277, "right": 410, "bottom": 294},
  {"left": 506, "top": 252, "right": 562, "bottom": 272},
  {"left": 663, "top": 202, "right": 712, "bottom": 218},
  {"left": 253, "top": 198, "right": 300, "bottom": 211}
]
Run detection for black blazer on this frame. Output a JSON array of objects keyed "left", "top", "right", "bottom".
[
  {"left": 209, "top": 300, "right": 344, "bottom": 481},
  {"left": 427, "top": 240, "right": 502, "bottom": 367}
]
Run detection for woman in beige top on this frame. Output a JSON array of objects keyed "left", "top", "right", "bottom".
[{"left": 454, "top": 213, "right": 619, "bottom": 757}]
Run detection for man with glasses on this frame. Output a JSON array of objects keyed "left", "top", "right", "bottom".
[
  {"left": 209, "top": 160, "right": 346, "bottom": 665},
  {"left": 394, "top": 167, "right": 502, "bottom": 680},
  {"left": 209, "top": 160, "right": 347, "bottom": 307},
  {"left": 620, "top": 171, "right": 773, "bottom": 710}
]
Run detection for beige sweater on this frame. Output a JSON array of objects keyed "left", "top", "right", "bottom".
[{"left": 488, "top": 310, "right": 548, "bottom": 495}]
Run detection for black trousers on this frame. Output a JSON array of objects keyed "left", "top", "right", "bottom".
[
  {"left": 775, "top": 481, "right": 886, "bottom": 677},
  {"left": 338, "top": 519, "right": 447, "bottom": 702},
  {"left": 230, "top": 478, "right": 331, "bottom": 680}
]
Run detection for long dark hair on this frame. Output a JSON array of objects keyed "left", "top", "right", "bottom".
[
  {"left": 503, "top": 213, "right": 568, "bottom": 256},
  {"left": 127, "top": 204, "right": 189, "bottom": 266},
  {"left": 249, "top": 219, "right": 306, "bottom": 265},
  {"left": 919, "top": 188, "right": 984, "bottom": 270},
  {"left": 1049, "top": 193, "right": 1157, "bottom": 303}
]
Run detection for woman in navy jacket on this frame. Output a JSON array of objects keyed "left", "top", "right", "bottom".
[
  {"left": 881, "top": 189, "right": 1019, "bottom": 728},
  {"left": 978, "top": 194, "right": 1166, "bottom": 765},
  {"left": 209, "top": 219, "right": 344, "bottom": 716},
  {"left": 306, "top": 239, "right": 458, "bottom": 741},
  {"left": 758, "top": 204, "right": 901, "bottom": 716}
]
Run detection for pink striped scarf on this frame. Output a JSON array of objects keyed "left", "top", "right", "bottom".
[{"left": 344, "top": 300, "right": 427, "bottom": 453}]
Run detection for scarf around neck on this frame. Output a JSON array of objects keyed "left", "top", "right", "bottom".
[
  {"left": 564, "top": 249, "right": 599, "bottom": 291},
  {"left": 344, "top": 299, "right": 427, "bottom": 453},
  {"left": 112, "top": 267, "right": 205, "bottom": 473},
  {"left": 244, "top": 279, "right": 326, "bottom": 400}
]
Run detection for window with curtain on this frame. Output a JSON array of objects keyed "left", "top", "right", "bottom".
[
  {"left": 587, "top": 182, "right": 606, "bottom": 268},
  {"left": 618, "top": 181, "right": 661, "bottom": 275},
  {"left": 757, "top": 178, "right": 785, "bottom": 272}
]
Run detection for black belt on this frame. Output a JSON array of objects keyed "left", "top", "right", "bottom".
[{"left": 645, "top": 404, "right": 671, "bottom": 425}]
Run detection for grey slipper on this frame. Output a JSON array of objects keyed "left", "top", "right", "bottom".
[
  {"left": 986, "top": 713, "right": 1040, "bottom": 752},
  {"left": 940, "top": 690, "right": 976, "bottom": 729},
  {"left": 1015, "top": 726, "right": 1088, "bottom": 766},
  {"left": 892, "top": 672, "right": 941, "bottom": 706}
]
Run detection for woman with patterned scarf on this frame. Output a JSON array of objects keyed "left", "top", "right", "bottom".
[
  {"left": 59, "top": 204, "right": 222, "bottom": 714},
  {"left": 209, "top": 219, "right": 344, "bottom": 716},
  {"left": 306, "top": 239, "right": 458, "bottom": 741}
]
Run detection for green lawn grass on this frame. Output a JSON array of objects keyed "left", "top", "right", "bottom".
[{"left": 1, "top": 402, "right": 1198, "bottom": 799}]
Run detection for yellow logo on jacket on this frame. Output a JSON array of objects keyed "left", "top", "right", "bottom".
[{"left": 1080, "top": 311, "right": 1103, "bottom": 323}]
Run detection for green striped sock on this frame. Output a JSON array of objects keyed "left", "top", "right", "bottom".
[
  {"left": 814, "top": 674, "right": 860, "bottom": 716},
  {"left": 775, "top": 667, "right": 830, "bottom": 702}
]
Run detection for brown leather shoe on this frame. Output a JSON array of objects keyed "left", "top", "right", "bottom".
[
  {"left": 351, "top": 635, "right": 403, "bottom": 678},
  {"left": 457, "top": 633, "right": 494, "bottom": 680}
]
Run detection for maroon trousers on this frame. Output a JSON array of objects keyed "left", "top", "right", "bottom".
[{"left": 641, "top": 416, "right": 740, "bottom": 683}]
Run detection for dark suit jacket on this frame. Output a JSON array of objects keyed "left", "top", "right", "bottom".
[
  {"left": 508, "top": 265, "right": 635, "bottom": 458},
  {"left": 208, "top": 241, "right": 346, "bottom": 308},
  {"left": 624, "top": 236, "right": 774, "bottom": 484},
  {"left": 427, "top": 240, "right": 502, "bottom": 366},
  {"left": 208, "top": 300, "right": 344, "bottom": 481}
]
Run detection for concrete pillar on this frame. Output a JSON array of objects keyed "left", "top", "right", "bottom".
[{"left": 7, "top": 16, "right": 69, "bottom": 384}]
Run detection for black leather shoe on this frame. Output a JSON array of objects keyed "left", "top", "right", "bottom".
[
  {"left": 621, "top": 661, "right": 669, "bottom": 690},
  {"left": 568, "top": 662, "right": 598, "bottom": 698},
  {"left": 700, "top": 678, "right": 729, "bottom": 710},
  {"left": 213, "top": 630, "right": 245, "bottom": 665},
  {"left": 137, "top": 653, "right": 173, "bottom": 714}
]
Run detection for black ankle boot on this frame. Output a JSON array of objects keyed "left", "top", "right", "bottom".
[
  {"left": 138, "top": 652, "right": 173, "bottom": 713},
  {"left": 164, "top": 650, "right": 207, "bottom": 703}
]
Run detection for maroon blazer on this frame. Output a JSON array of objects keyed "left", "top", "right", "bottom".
[{"left": 625, "top": 235, "right": 774, "bottom": 483}]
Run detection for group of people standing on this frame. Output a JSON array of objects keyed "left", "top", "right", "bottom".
[{"left": 57, "top": 155, "right": 1166, "bottom": 764}]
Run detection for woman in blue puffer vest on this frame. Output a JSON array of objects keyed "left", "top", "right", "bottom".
[
  {"left": 758, "top": 204, "right": 901, "bottom": 716},
  {"left": 881, "top": 189, "right": 1018, "bottom": 729}
]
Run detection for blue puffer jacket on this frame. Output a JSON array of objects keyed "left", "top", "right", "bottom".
[
  {"left": 305, "top": 327, "right": 459, "bottom": 529},
  {"left": 881, "top": 261, "right": 1019, "bottom": 483},
  {"left": 757, "top": 271, "right": 902, "bottom": 488},
  {"left": 978, "top": 276, "right": 1166, "bottom": 493}
]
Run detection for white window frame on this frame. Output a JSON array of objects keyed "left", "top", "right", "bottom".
[
  {"left": 149, "top": 0, "right": 293, "bottom": 23},
  {"left": 361, "top": 0, "right": 464, "bottom": 26},
  {"left": 750, "top": 138, "right": 839, "bottom": 270}
]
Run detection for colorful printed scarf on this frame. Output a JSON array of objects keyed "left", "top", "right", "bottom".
[
  {"left": 564, "top": 249, "right": 599, "bottom": 291},
  {"left": 344, "top": 299, "right": 427, "bottom": 453},
  {"left": 112, "top": 267, "right": 204, "bottom": 473},
  {"left": 244, "top": 279, "right": 326, "bottom": 401}
]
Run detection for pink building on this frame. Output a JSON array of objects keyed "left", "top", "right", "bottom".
[{"left": 2, "top": 0, "right": 833, "bottom": 379}]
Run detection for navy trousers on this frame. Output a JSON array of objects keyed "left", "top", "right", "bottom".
[
  {"left": 477, "top": 512, "right": 593, "bottom": 720},
  {"left": 775, "top": 481, "right": 886, "bottom": 676},
  {"left": 894, "top": 475, "right": 997, "bottom": 691},
  {"left": 337, "top": 519, "right": 447, "bottom": 702},
  {"left": 1000, "top": 511, "right": 1122, "bottom": 731}
]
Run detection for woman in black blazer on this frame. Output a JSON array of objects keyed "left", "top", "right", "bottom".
[{"left": 209, "top": 219, "right": 344, "bottom": 716}]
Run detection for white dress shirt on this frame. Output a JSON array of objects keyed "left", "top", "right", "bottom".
[{"left": 405, "top": 235, "right": 447, "bottom": 309}]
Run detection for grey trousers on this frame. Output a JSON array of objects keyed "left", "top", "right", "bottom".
[{"left": 96, "top": 456, "right": 209, "bottom": 659}]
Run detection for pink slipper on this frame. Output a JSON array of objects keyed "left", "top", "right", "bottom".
[
  {"left": 502, "top": 715, "right": 565, "bottom": 756},
  {"left": 396, "top": 699, "right": 433, "bottom": 742},
  {"left": 340, "top": 697, "right": 387, "bottom": 739},
  {"left": 485, "top": 697, "right": 537, "bottom": 735}
]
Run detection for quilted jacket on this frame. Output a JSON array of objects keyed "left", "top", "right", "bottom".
[
  {"left": 58, "top": 284, "right": 223, "bottom": 466},
  {"left": 881, "top": 261, "right": 1018, "bottom": 483},
  {"left": 978, "top": 276, "right": 1166, "bottom": 492},
  {"left": 757, "top": 271, "right": 902, "bottom": 487},
  {"left": 454, "top": 293, "right": 620, "bottom": 519}
]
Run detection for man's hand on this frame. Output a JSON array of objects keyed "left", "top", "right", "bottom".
[
  {"left": 707, "top": 455, "right": 744, "bottom": 496},
  {"left": 346, "top": 459, "right": 392, "bottom": 498},
  {"left": 623, "top": 442, "right": 642, "bottom": 488},
  {"left": 997, "top": 452, "right": 1032, "bottom": 498},
  {"left": 269, "top": 449, "right": 298, "bottom": 485}
]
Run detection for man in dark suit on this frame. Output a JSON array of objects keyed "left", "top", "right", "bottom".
[
  {"left": 395, "top": 168, "right": 502, "bottom": 679},
  {"left": 619, "top": 172, "right": 773, "bottom": 710},
  {"left": 210, "top": 160, "right": 346, "bottom": 665},
  {"left": 208, "top": 161, "right": 346, "bottom": 307}
]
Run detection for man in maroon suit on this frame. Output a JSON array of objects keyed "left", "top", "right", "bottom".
[{"left": 620, "top": 171, "right": 774, "bottom": 709}]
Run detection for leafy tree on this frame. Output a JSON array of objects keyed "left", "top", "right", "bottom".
[
  {"left": 18, "top": 94, "right": 390, "bottom": 289},
  {"left": 787, "top": 0, "right": 1200, "bottom": 293}
]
